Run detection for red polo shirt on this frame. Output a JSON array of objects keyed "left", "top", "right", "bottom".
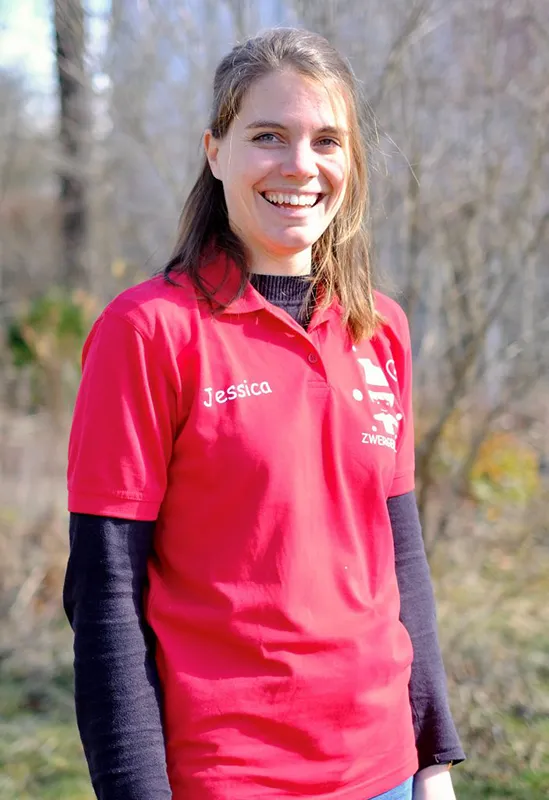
[{"left": 68, "top": 254, "right": 418, "bottom": 800}]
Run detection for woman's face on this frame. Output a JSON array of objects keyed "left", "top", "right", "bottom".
[{"left": 204, "top": 69, "right": 349, "bottom": 273}]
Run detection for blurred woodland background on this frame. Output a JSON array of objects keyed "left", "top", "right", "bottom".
[{"left": 0, "top": 0, "right": 548, "bottom": 798}]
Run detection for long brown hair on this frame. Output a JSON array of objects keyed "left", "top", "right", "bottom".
[{"left": 165, "top": 27, "right": 381, "bottom": 341}]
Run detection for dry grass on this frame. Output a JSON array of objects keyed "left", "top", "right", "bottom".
[
  {"left": 432, "top": 498, "right": 549, "bottom": 795},
  {"left": 0, "top": 410, "right": 69, "bottom": 671}
]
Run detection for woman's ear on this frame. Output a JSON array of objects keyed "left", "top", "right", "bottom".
[{"left": 204, "top": 130, "right": 221, "bottom": 180}]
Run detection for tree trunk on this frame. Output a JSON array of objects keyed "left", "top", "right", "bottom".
[{"left": 53, "top": 0, "right": 89, "bottom": 290}]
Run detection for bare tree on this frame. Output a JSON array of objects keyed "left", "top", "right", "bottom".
[{"left": 53, "top": 0, "right": 89, "bottom": 290}]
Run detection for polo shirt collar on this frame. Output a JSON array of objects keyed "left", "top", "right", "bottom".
[
  {"left": 308, "top": 290, "right": 343, "bottom": 330},
  {"left": 199, "top": 251, "right": 266, "bottom": 314},
  {"left": 198, "top": 250, "right": 343, "bottom": 326}
]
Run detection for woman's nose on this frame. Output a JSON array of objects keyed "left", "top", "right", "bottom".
[{"left": 280, "top": 142, "right": 319, "bottom": 179}]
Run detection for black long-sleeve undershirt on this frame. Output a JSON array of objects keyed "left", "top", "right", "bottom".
[
  {"left": 388, "top": 493, "right": 464, "bottom": 768},
  {"left": 64, "top": 516, "right": 171, "bottom": 799}
]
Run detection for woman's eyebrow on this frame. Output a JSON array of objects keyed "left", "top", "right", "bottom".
[
  {"left": 245, "top": 119, "right": 285, "bottom": 130},
  {"left": 245, "top": 120, "right": 347, "bottom": 136}
]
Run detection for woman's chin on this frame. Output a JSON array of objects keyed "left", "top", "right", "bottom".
[{"left": 262, "top": 231, "right": 319, "bottom": 256}]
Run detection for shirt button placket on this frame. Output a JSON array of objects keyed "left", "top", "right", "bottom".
[{"left": 308, "top": 353, "right": 318, "bottom": 364}]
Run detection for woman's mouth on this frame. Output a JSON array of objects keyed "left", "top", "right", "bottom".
[{"left": 261, "top": 191, "right": 324, "bottom": 209}]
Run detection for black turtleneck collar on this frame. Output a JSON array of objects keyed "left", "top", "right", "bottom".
[{"left": 249, "top": 273, "right": 314, "bottom": 328}]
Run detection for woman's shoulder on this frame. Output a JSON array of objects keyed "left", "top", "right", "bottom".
[
  {"left": 373, "top": 290, "right": 411, "bottom": 344},
  {"left": 101, "top": 272, "right": 199, "bottom": 342}
]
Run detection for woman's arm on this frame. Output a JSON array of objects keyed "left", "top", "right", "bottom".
[
  {"left": 64, "top": 512, "right": 172, "bottom": 799},
  {"left": 388, "top": 491, "right": 465, "bottom": 782},
  {"left": 413, "top": 764, "right": 456, "bottom": 800}
]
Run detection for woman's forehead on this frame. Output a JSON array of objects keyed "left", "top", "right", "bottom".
[{"left": 237, "top": 70, "right": 349, "bottom": 132}]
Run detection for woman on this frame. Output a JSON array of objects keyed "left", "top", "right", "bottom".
[{"left": 64, "top": 27, "right": 464, "bottom": 800}]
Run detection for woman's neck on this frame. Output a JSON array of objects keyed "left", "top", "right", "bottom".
[{"left": 247, "top": 247, "right": 312, "bottom": 277}]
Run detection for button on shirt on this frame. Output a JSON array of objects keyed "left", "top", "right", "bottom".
[{"left": 68, "top": 253, "right": 418, "bottom": 800}]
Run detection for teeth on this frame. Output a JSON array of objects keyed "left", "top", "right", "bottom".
[{"left": 264, "top": 192, "right": 318, "bottom": 207}]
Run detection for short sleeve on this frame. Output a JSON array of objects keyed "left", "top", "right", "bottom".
[
  {"left": 68, "top": 310, "right": 178, "bottom": 520},
  {"left": 388, "top": 308, "right": 415, "bottom": 497}
]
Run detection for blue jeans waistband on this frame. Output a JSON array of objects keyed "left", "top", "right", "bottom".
[{"left": 369, "top": 776, "right": 414, "bottom": 800}]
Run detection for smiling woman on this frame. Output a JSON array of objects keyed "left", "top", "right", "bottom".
[
  {"left": 65, "top": 26, "right": 463, "bottom": 800},
  {"left": 168, "top": 28, "right": 376, "bottom": 341},
  {"left": 203, "top": 71, "right": 348, "bottom": 276}
]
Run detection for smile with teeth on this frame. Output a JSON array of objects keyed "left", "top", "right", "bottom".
[{"left": 262, "top": 192, "right": 322, "bottom": 207}]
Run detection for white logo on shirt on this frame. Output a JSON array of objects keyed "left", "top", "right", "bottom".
[
  {"left": 354, "top": 355, "right": 402, "bottom": 449},
  {"left": 385, "top": 359, "right": 398, "bottom": 382},
  {"left": 203, "top": 380, "right": 273, "bottom": 407},
  {"left": 361, "top": 431, "right": 396, "bottom": 450},
  {"left": 357, "top": 358, "right": 390, "bottom": 387}
]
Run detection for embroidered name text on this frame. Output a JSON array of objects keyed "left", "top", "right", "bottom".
[{"left": 204, "top": 380, "right": 273, "bottom": 407}]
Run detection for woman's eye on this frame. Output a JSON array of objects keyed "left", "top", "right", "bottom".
[
  {"left": 317, "top": 137, "right": 340, "bottom": 148},
  {"left": 252, "top": 133, "right": 340, "bottom": 148},
  {"left": 253, "top": 133, "right": 280, "bottom": 143}
]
